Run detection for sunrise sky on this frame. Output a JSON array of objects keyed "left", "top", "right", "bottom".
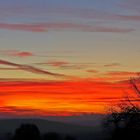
[{"left": 0, "top": 0, "right": 140, "bottom": 117}]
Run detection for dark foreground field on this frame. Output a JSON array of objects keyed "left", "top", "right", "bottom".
[{"left": 0, "top": 117, "right": 109, "bottom": 140}]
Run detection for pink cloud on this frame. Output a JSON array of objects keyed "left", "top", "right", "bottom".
[
  {"left": 46, "top": 61, "right": 69, "bottom": 67},
  {"left": 60, "top": 64, "right": 87, "bottom": 70},
  {"left": 42, "top": 7, "right": 140, "bottom": 22},
  {"left": 83, "top": 12, "right": 140, "bottom": 21},
  {"left": 0, "top": 22, "right": 135, "bottom": 33},
  {"left": 52, "top": 6, "right": 140, "bottom": 22},
  {"left": 39, "top": 61, "right": 90, "bottom": 70},
  {"left": 44, "top": 22, "right": 134, "bottom": 33},
  {"left": 115, "top": 15, "right": 140, "bottom": 21},
  {"left": 0, "top": 50, "right": 34, "bottom": 57},
  {"left": 81, "top": 25, "right": 134, "bottom": 33},
  {"left": 118, "top": 0, "right": 140, "bottom": 13},
  {"left": 0, "top": 23, "right": 46, "bottom": 32},
  {"left": 52, "top": 7, "right": 140, "bottom": 22},
  {"left": 0, "top": 4, "right": 140, "bottom": 32},
  {"left": 13, "top": 51, "right": 34, "bottom": 57}
]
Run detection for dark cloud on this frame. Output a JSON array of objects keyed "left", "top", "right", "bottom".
[{"left": 0, "top": 59, "right": 67, "bottom": 78}]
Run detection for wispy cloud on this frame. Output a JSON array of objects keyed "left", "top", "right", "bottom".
[
  {"left": 0, "top": 106, "right": 43, "bottom": 116},
  {"left": 65, "top": 7, "right": 140, "bottom": 21},
  {"left": 83, "top": 12, "right": 140, "bottom": 21},
  {"left": 86, "top": 70, "right": 99, "bottom": 73},
  {"left": 0, "top": 22, "right": 134, "bottom": 33},
  {"left": 46, "top": 61, "right": 69, "bottom": 67},
  {"left": 106, "top": 71, "right": 139, "bottom": 76},
  {"left": 0, "top": 50, "right": 75, "bottom": 58},
  {"left": 0, "top": 68, "right": 19, "bottom": 70},
  {"left": 104, "top": 63, "right": 121, "bottom": 67},
  {"left": 80, "top": 71, "right": 140, "bottom": 82},
  {"left": 118, "top": 0, "right": 140, "bottom": 13},
  {"left": 0, "top": 50, "right": 34, "bottom": 57},
  {"left": 114, "top": 15, "right": 140, "bottom": 21},
  {"left": 38, "top": 61, "right": 92, "bottom": 70},
  {"left": 47, "top": 7, "right": 140, "bottom": 22},
  {"left": 0, "top": 23, "right": 46, "bottom": 32},
  {"left": 0, "top": 59, "right": 67, "bottom": 78},
  {"left": 92, "top": 71, "right": 140, "bottom": 82}
]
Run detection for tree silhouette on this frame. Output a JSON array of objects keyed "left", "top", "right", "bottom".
[
  {"left": 12, "top": 123, "right": 41, "bottom": 140},
  {"left": 65, "top": 135, "right": 76, "bottom": 140},
  {"left": 105, "top": 78, "right": 140, "bottom": 140},
  {"left": 43, "top": 132, "right": 62, "bottom": 140}
]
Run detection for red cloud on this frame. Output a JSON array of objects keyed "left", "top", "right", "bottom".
[
  {"left": 0, "top": 22, "right": 135, "bottom": 33},
  {"left": 13, "top": 51, "right": 34, "bottom": 57}
]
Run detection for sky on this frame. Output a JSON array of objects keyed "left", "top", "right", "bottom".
[{"left": 0, "top": 0, "right": 140, "bottom": 117}]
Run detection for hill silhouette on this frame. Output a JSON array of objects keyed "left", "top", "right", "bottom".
[{"left": 0, "top": 118, "right": 107, "bottom": 140}]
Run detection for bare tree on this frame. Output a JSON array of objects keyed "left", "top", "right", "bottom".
[{"left": 105, "top": 78, "right": 140, "bottom": 140}]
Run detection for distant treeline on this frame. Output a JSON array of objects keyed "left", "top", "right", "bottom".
[{"left": 0, "top": 123, "right": 76, "bottom": 140}]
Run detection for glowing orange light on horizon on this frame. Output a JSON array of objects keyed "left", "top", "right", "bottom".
[{"left": 0, "top": 80, "right": 138, "bottom": 116}]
